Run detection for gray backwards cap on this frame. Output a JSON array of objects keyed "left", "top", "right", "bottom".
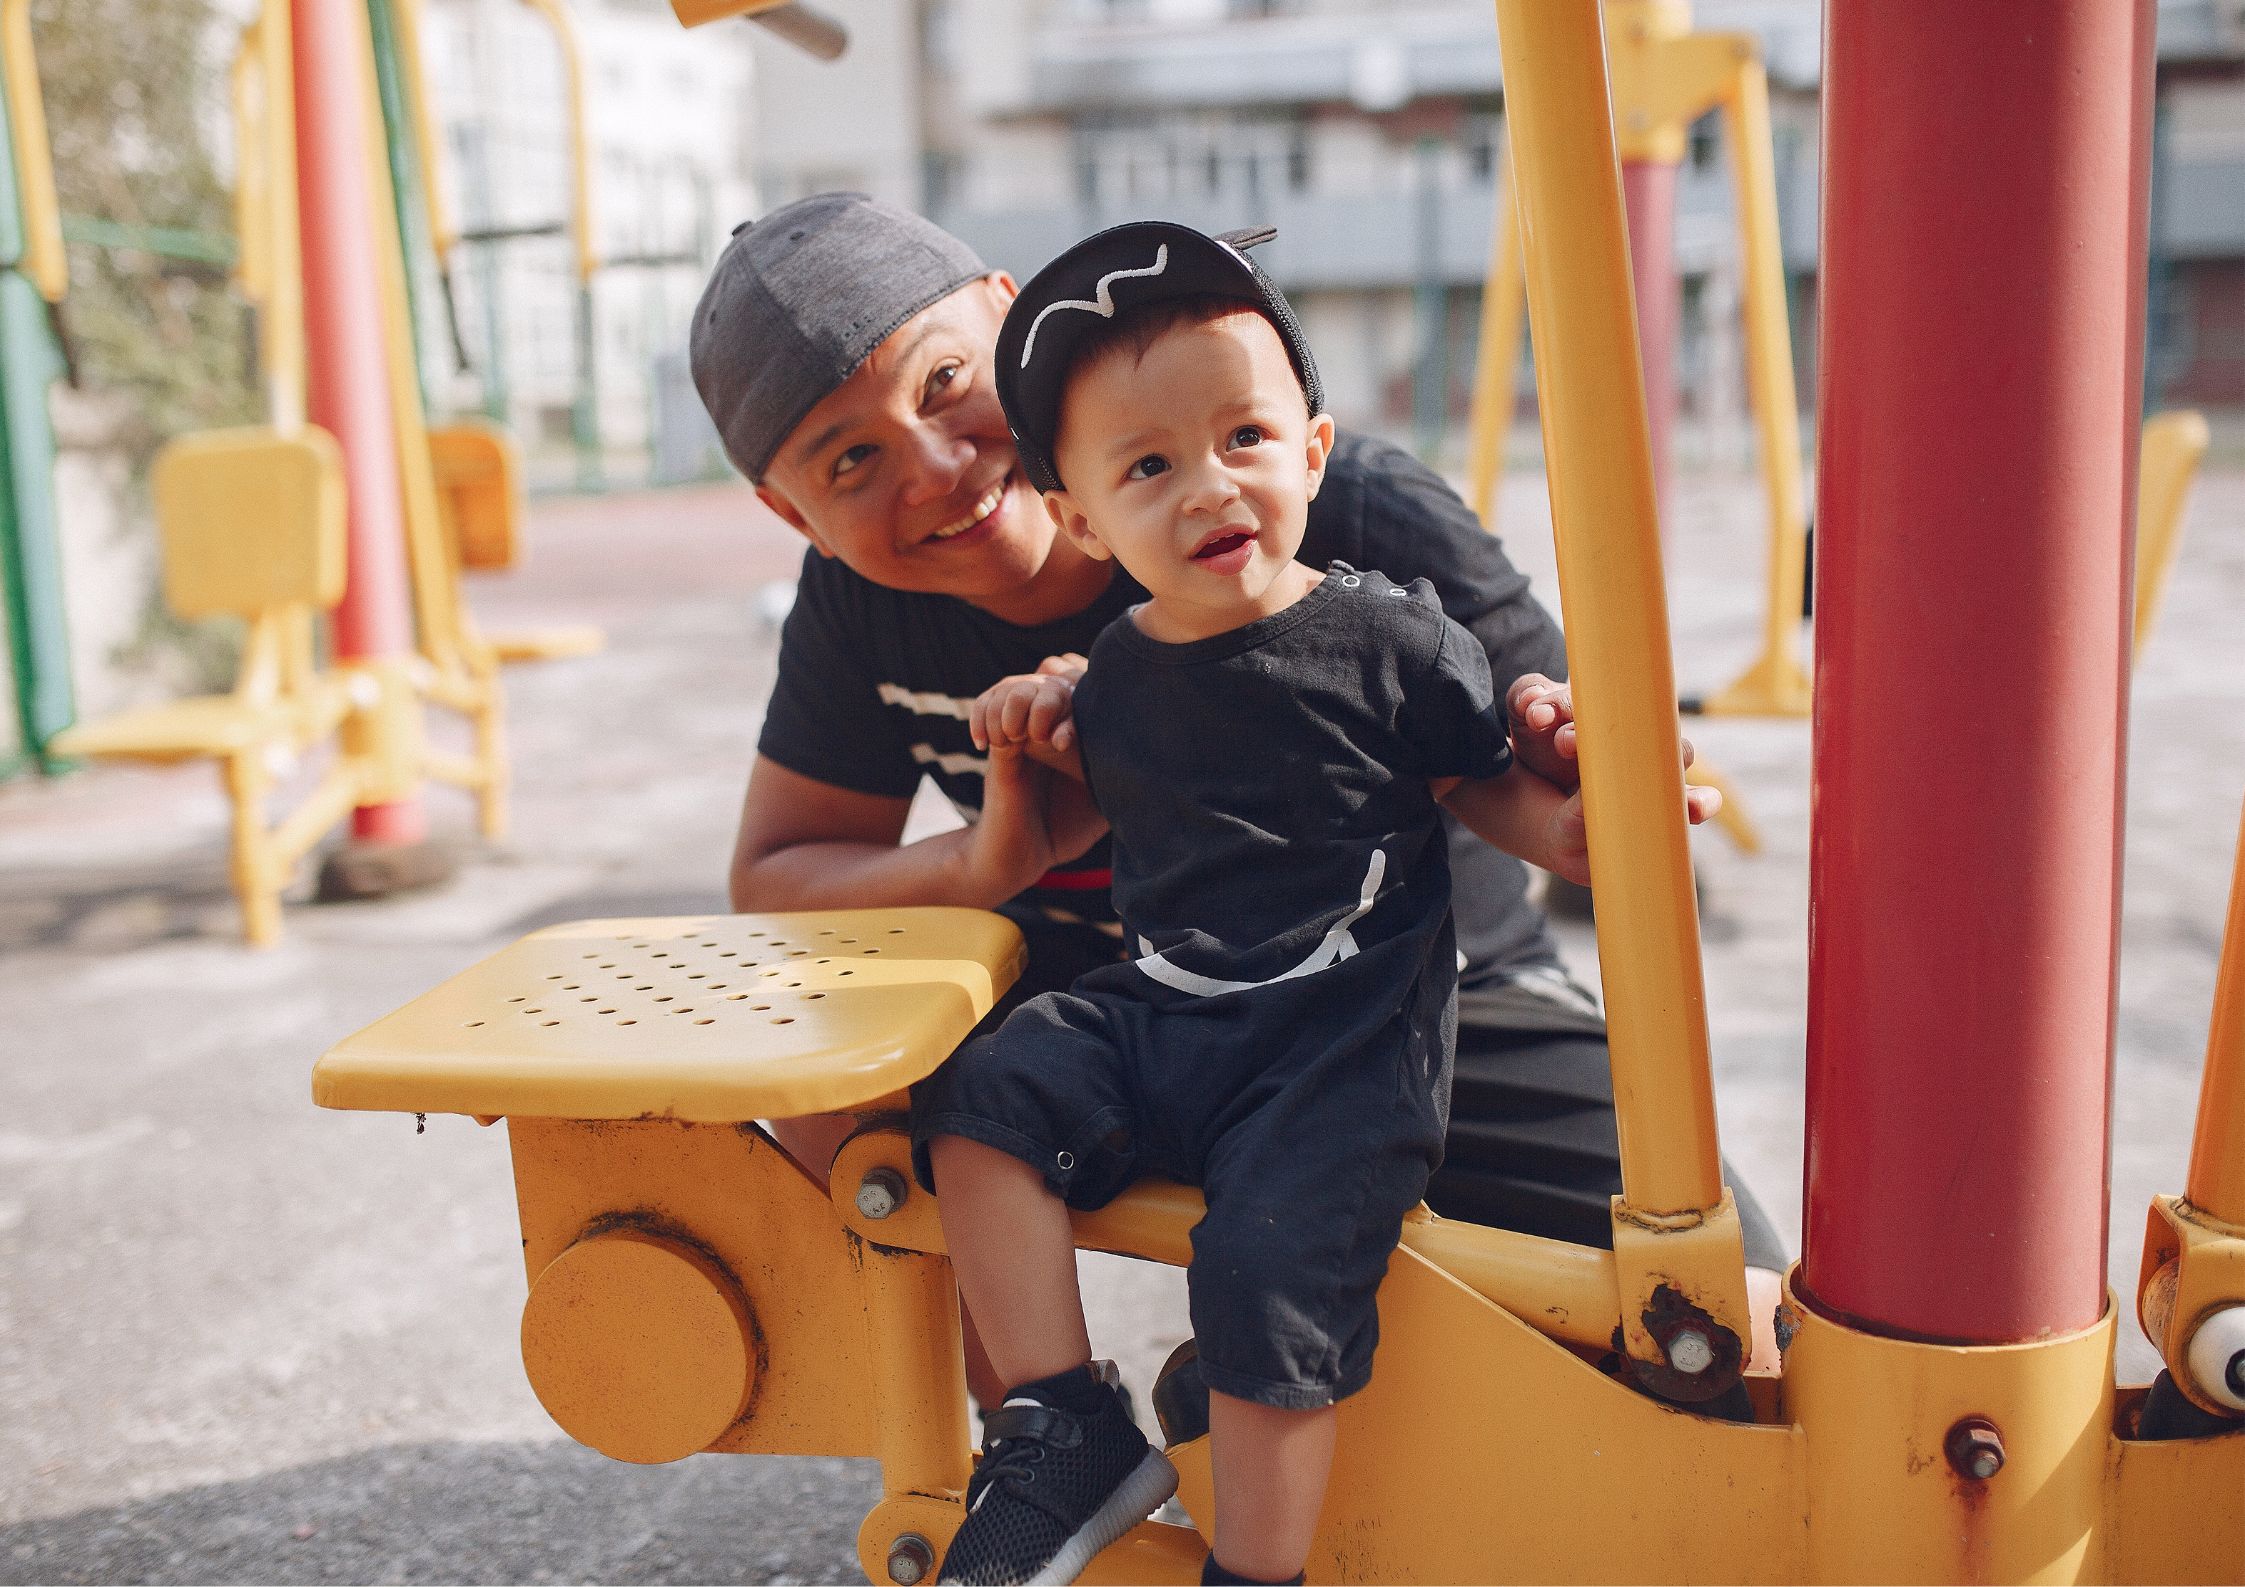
[{"left": 690, "top": 193, "right": 988, "bottom": 482}]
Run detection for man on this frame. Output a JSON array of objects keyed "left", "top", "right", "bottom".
[{"left": 691, "top": 194, "right": 1786, "bottom": 1400}]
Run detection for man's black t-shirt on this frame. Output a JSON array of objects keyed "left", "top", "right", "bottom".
[{"left": 756, "top": 430, "right": 1568, "bottom": 983}]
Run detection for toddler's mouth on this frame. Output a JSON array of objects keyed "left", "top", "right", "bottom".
[{"left": 1193, "top": 530, "right": 1254, "bottom": 561}]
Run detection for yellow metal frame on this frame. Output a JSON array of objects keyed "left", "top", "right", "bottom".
[
  {"left": 318, "top": 904, "right": 2245, "bottom": 1582},
  {"left": 1, "top": 0, "right": 66, "bottom": 303},
  {"left": 1464, "top": 0, "right": 1811, "bottom": 722},
  {"left": 2133, "top": 409, "right": 2211, "bottom": 656},
  {"left": 312, "top": 8, "right": 2245, "bottom": 1579},
  {"left": 230, "top": 9, "right": 308, "bottom": 432}
]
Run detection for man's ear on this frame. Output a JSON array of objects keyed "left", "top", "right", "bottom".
[
  {"left": 984, "top": 271, "right": 1018, "bottom": 308},
  {"left": 1303, "top": 412, "right": 1337, "bottom": 500},
  {"left": 1045, "top": 490, "right": 1110, "bottom": 561},
  {"left": 755, "top": 482, "right": 836, "bottom": 558}
]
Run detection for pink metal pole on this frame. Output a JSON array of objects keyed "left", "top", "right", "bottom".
[
  {"left": 1801, "top": 0, "right": 2154, "bottom": 1342},
  {"left": 294, "top": 0, "right": 425, "bottom": 845},
  {"left": 1621, "top": 160, "right": 1679, "bottom": 529}
]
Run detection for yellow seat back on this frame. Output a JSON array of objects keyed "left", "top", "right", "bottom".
[
  {"left": 429, "top": 421, "right": 522, "bottom": 571},
  {"left": 2133, "top": 409, "right": 2210, "bottom": 655},
  {"left": 152, "top": 426, "right": 347, "bottom": 621}
]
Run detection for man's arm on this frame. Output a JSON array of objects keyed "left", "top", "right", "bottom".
[{"left": 729, "top": 753, "right": 1106, "bottom": 912}]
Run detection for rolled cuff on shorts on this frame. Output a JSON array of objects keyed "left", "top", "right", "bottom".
[{"left": 1192, "top": 1349, "right": 1375, "bottom": 1412}]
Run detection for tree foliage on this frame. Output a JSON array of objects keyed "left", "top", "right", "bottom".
[{"left": 31, "top": 0, "right": 258, "bottom": 471}]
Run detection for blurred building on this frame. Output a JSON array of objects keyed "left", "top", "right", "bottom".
[{"left": 749, "top": 0, "right": 2245, "bottom": 453}]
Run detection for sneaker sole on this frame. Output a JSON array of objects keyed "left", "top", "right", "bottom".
[{"left": 1025, "top": 1446, "right": 1179, "bottom": 1587}]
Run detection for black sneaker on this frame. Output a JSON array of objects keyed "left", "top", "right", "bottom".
[{"left": 939, "top": 1361, "right": 1178, "bottom": 1586}]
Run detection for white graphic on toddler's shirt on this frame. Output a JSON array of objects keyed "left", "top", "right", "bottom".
[
  {"left": 1134, "top": 848, "right": 1386, "bottom": 998},
  {"left": 1019, "top": 246, "right": 1171, "bottom": 368}
]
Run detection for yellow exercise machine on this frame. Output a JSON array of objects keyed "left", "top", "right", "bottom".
[{"left": 318, "top": 1, "right": 2245, "bottom": 1580}]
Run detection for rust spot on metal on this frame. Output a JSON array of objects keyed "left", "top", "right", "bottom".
[{"left": 1627, "top": 1282, "right": 1745, "bottom": 1404}]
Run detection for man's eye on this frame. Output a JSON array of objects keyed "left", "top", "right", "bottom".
[
  {"left": 1230, "top": 425, "right": 1265, "bottom": 449},
  {"left": 1126, "top": 455, "right": 1169, "bottom": 481},
  {"left": 925, "top": 362, "right": 962, "bottom": 402},
  {"left": 832, "top": 443, "right": 876, "bottom": 480}
]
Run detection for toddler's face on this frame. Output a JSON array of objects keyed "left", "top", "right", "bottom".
[{"left": 1044, "top": 311, "right": 1333, "bottom": 632}]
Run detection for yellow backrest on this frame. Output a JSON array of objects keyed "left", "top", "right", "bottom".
[
  {"left": 153, "top": 426, "right": 347, "bottom": 622},
  {"left": 429, "top": 421, "right": 522, "bottom": 571},
  {"left": 2134, "top": 409, "right": 2210, "bottom": 655}
]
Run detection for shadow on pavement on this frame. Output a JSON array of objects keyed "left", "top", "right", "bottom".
[{"left": 0, "top": 1441, "right": 879, "bottom": 1586}]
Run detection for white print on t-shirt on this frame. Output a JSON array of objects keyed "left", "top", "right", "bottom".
[
  {"left": 910, "top": 742, "right": 989, "bottom": 777},
  {"left": 877, "top": 682, "right": 976, "bottom": 720},
  {"left": 1133, "top": 847, "right": 1386, "bottom": 998},
  {"left": 1019, "top": 246, "right": 1171, "bottom": 368}
]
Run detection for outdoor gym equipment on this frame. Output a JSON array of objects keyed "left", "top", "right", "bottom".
[
  {"left": 318, "top": 0, "right": 2245, "bottom": 1579},
  {"left": 1467, "top": 0, "right": 1810, "bottom": 724},
  {"left": 49, "top": 429, "right": 376, "bottom": 946}
]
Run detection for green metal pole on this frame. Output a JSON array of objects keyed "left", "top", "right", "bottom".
[{"left": 0, "top": 58, "right": 73, "bottom": 777}]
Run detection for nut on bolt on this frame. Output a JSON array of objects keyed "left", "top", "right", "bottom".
[
  {"left": 1945, "top": 1417, "right": 2005, "bottom": 1481},
  {"left": 856, "top": 1166, "right": 909, "bottom": 1221},
  {"left": 1665, "top": 1326, "right": 1715, "bottom": 1376},
  {"left": 886, "top": 1531, "right": 935, "bottom": 1585}
]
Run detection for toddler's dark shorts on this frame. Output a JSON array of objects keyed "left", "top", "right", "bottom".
[{"left": 911, "top": 958, "right": 1446, "bottom": 1412}]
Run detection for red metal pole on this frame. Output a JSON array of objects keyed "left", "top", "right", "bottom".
[
  {"left": 294, "top": 0, "right": 425, "bottom": 845},
  {"left": 1801, "top": 0, "right": 2154, "bottom": 1342},
  {"left": 1621, "top": 160, "right": 1679, "bottom": 529}
]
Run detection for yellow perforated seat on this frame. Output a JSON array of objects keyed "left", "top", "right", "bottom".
[{"left": 313, "top": 909, "right": 1027, "bottom": 1121}]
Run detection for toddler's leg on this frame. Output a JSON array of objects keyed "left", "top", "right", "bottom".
[
  {"left": 928, "top": 1134, "right": 1090, "bottom": 1385},
  {"left": 1207, "top": 1393, "right": 1335, "bottom": 1584}
]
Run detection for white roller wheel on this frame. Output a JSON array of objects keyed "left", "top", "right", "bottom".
[{"left": 2185, "top": 1305, "right": 2245, "bottom": 1413}]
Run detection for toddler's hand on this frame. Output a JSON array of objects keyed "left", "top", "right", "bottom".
[{"left": 971, "top": 671, "right": 1078, "bottom": 755}]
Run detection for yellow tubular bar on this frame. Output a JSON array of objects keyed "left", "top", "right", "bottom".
[
  {"left": 1464, "top": 131, "right": 1525, "bottom": 529},
  {"left": 257, "top": 0, "right": 307, "bottom": 433},
  {"left": 517, "top": 0, "right": 599, "bottom": 281},
  {"left": 2187, "top": 795, "right": 2245, "bottom": 1225},
  {"left": 0, "top": 0, "right": 63, "bottom": 302},
  {"left": 388, "top": 0, "right": 457, "bottom": 263},
  {"left": 230, "top": 26, "right": 271, "bottom": 307},
  {"left": 2134, "top": 408, "right": 2210, "bottom": 655},
  {"left": 1490, "top": 0, "right": 1722, "bottom": 1217},
  {"left": 1703, "top": 51, "right": 1812, "bottom": 718}
]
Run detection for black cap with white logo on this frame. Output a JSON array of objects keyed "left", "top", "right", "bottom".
[{"left": 995, "top": 221, "right": 1323, "bottom": 493}]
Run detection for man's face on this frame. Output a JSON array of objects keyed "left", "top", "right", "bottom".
[
  {"left": 755, "top": 274, "right": 1063, "bottom": 607},
  {"left": 1046, "top": 310, "right": 1333, "bottom": 636}
]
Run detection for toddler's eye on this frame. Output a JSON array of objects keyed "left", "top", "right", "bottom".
[
  {"left": 1126, "top": 454, "right": 1169, "bottom": 481},
  {"left": 1229, "top": 425, "right": 1265, "bottom": 449}
]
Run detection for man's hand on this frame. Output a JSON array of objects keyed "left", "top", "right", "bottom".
[
  {"left": 1537, "top": 740, "right": 1725, "bottom": 889},
  {"left": 965, "top": 743, "right": 1108, "bottom": 901}
]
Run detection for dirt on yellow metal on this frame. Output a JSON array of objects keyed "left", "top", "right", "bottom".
[
  {"left": 313, "top": 910, "right": 1024, "bottom": 1121},
  {"left": 51, "top": 427, "right": 366, "bottom": 946}
]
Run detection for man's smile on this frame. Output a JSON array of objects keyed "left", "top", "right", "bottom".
[{"left": 924, "top": 474, "right": 1014, "bottom": 546}]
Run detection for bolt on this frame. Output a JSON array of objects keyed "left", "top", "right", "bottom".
[
  {"left": 1946, "top": 1417, "right": 2005, "bottom": 1481},
  {"left": 886, "top": 1531, "right": 935, "bottom": 1585},
  {"left": 856, "top": 1167, "right": 908, "bottom": 1221},
  {"left": 1665, "top": 1326, "right": 1715, "bottom": 1376}
]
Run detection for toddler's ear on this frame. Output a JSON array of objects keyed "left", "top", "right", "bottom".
[
  {"left": 1045, "top": 490, "right": 1112, "bottom": 562},
  {"left": 1303, "top": 413, "right": 1337, "bottom": 500}
]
